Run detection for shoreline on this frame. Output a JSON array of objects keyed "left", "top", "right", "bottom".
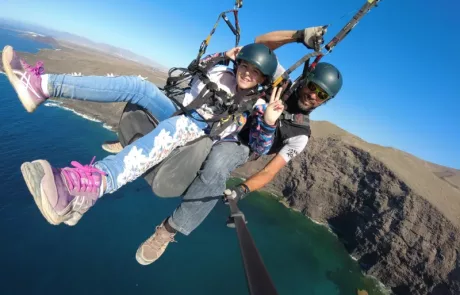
[{"left": 45, "top": 100, "right": 115, "bottom": 131}]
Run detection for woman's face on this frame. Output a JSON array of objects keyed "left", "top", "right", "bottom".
[{"left": 236, "top": 61, "right": 265, "bottom": 89}]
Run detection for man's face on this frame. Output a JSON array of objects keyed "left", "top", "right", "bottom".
[{"left": 297, "top": 81, "right": 330, "bottom": 111}]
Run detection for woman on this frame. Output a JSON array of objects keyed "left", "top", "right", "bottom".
[{"left": 1, "top": 43, "right": 278, "bottom": 226}]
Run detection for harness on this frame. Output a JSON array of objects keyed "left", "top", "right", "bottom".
[
  {"left": 280, "top": 111, "right": 310, "bottom": 128},
  {"left": 160, "top": 54, "right": 262, "bottom": 140}
]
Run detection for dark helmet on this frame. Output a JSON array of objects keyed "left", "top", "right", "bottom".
[
  {"left": 305, "top": 62, "right": 343, "bottom": 98},
  {"left": 235, "top": 43, "right": 278, "bottom": 81}
]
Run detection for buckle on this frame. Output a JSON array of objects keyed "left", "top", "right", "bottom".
[
  {"left": 284, "top": 113, "right": 294, "bottom": 121},
  {"left": 220, "top": 115, "right": 231, "bottom": 124},
  {"left": 206, "top": 82, "right": 218, "bottom": 91}
]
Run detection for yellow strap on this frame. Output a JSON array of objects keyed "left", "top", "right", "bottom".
[
  {"left": 272, "top": 76, "right": 284, "bottom": 87},
  {"left": 220, "top": 115, "right": 231, "bottom": 123}
]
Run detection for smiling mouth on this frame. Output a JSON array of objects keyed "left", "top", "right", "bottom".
[{"left": 301, "top": 94, "right": 315, "bottom": 105}]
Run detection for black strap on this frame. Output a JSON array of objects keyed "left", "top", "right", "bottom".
[
  {"left": 208, "top": 91, "right": 260, "bottom": 138},
  {"left": 324, "top": 0, "right": 381, "bottom": 52},
  {"left": 166, "top": 58, "right": 264, "bottom": 126},
  {"left": 208, "top": 115, "right": 235, "bottom": 139},
  {"left": 194, "top": 6, "right": 242, "bottom": 64},
  {"left": 165, "top": 56, "right": 234, "bottom": 122},
  {"left": 282, "top": 111, "right": 295, "bottom": 121}
]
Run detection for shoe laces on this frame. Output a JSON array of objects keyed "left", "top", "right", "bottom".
[
  {"left": 146, "top": 225, "right": 177, "bottom": 249},
  {"left": 61, "top": 156, "right": 107, "bottom": 193},
  {"left": 22, "top": 60, "right": 45, "bottom": 76}
]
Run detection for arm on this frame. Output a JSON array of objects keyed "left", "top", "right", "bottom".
[
  {"left": 199, "top": 51, "right": 228, "bottom": 68},
  {"left": 228, "top": 135, "right": 309, "bottom": 201},
  {"left": 254, "top": 30, "right": 299, "bottom": 51},
  {"left": 247, "top": 103, "right": 277, "bottom": 156},
  {"left": 255, "top": 26, "right": 328, "bottom": 51},
  {"left": 247, "top": 87, "right": 285, "bottom": 156},
  {"left": 243, "top": 154, "right": 287, "bottom": 191},
  {"left": 245, "top": 134, "right": 309, "bottom": 191}
]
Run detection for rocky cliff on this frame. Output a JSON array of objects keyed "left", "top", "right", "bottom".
[{"left": 233, "top": 121, "right": 460, "bottom": 295}]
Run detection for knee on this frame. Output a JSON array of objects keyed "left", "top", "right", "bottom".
[
  {"left": 119, "top": 76, "right": 149, "bottom": 96},
  {"left": 199, "top": 163, "right": 228, "bottom": 187},
  {"left": 136, "top": 77, "right": 161, "bottom": 97},
  {"left": 199, "top": 158, "right": 232, "bottom": 188}
]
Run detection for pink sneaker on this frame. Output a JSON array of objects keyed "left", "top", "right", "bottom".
[
  {"left": 1, "top": 45, "right": 49, "bottom": 113},
  {"left": 20, "top": 157, "right": 106, "bottom": 226}
]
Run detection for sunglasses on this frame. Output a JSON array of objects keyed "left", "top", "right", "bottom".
[{"left": 307, "top": 81, "right": 330, "bottom": 101}]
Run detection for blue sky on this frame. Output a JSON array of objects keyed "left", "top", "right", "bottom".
[{"left": 1, "top": 0, "right": 459, "bottom": 168}]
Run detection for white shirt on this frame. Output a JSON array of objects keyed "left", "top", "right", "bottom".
[
  {"left": 278, "top": 135, "right": 309, "bottom": 163},
  {"left": 182, "top": 65, "right": 239, "bottom": 139}
]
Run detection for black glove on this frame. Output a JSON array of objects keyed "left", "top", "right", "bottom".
[
  {"left": 223, "top": 184, "right": 250, "bottom": 203},
  {"left": 294, "top": 26, "right": 328, "bottom": 51}
]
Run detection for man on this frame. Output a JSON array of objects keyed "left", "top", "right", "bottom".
[{"left": 130, "top": 28, "right": 343, "bottom": 266}]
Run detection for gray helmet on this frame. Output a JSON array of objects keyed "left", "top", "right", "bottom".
[
  {"left": 305, "top": 62, "right": 343, "bottom": 98},
  {"left": 235, "top": 43, "right": 278, "bottom": 81}
]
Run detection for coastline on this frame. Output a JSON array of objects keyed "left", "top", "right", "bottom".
[{"left": 45, "top": 100, "right": 115, "bottom": 131}]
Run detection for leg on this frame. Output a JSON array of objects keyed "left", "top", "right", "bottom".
[
  {"left": 95, "top": 115, "right": 206, "bottom": 194},
  {"left": 20, "top": 115, "right": 206, "bottom": 226},
  {"left": 135, "top": 142, "right": 250, "bottom": 265},
  {"left": 1, "top": 45, "right": 177, "bottom": 120},
  {"left": 168, "top": 142, "right": 250, "bottom": 235},
  {"left": 47, "top": 74, "right": 176, "bottom": 121}
]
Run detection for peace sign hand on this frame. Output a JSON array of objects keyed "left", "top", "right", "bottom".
[{"left": 263, "top": 86, "right": 285, "bottom": 126}]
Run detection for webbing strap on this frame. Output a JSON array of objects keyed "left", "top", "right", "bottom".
[
  {"left": 194, "top": 6, "right": 242, "bottom": 64},
  {"left": 324, "top": 0, "right": 381, "bottom": 52},
  {"left": 271, "top": 0, "right": 383, "bottom": 102}
]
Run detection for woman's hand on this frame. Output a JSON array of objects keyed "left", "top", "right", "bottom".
[
  {"left": 264, "top": 86, "right": 285, "bottom": 126},
  {"left": 225, "top": 46, "right": 243, "bottom": 61}
]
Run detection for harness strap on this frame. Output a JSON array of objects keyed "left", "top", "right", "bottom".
[
  {"left": 282, "top": 111, "right": 295, "bottom": 121},
  {"left": 208, "top": 92, "right": 260, "bottom": 139},
  {"left": 194, "top": 6, "right": 242, "bottom": 64}
]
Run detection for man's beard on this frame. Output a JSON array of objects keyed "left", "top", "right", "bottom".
[
  {"left": 297, "top": 95, "right": 315, "bottom": 112},
  {"left": 297, "top": 99, "right": 310, "bottom": 111}
]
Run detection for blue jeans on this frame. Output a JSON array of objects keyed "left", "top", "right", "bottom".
[
  {"left": 48, "top": 74, "right": 177, "bottom": 122},
  {"left": 48, "top": 74, "right": 208, "bottom": 193},
  {"left": 168, "top": 141, "right": 250, "bottom": 235}
]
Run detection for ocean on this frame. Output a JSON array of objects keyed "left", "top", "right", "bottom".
[{"left": 0, "top": 27, "right": 388, "bottom": 295}]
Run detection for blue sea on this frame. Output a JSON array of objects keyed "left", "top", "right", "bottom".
[{"left": 0, "top": 28, "right": 388, "bottom": 295}]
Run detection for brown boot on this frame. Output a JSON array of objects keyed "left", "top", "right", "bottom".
[
  {"left": 101, "top": 141, "right": 123, "bottom": 154},
  {"left": 135, "top": 220, "right": 176, "bottom": 265}
]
